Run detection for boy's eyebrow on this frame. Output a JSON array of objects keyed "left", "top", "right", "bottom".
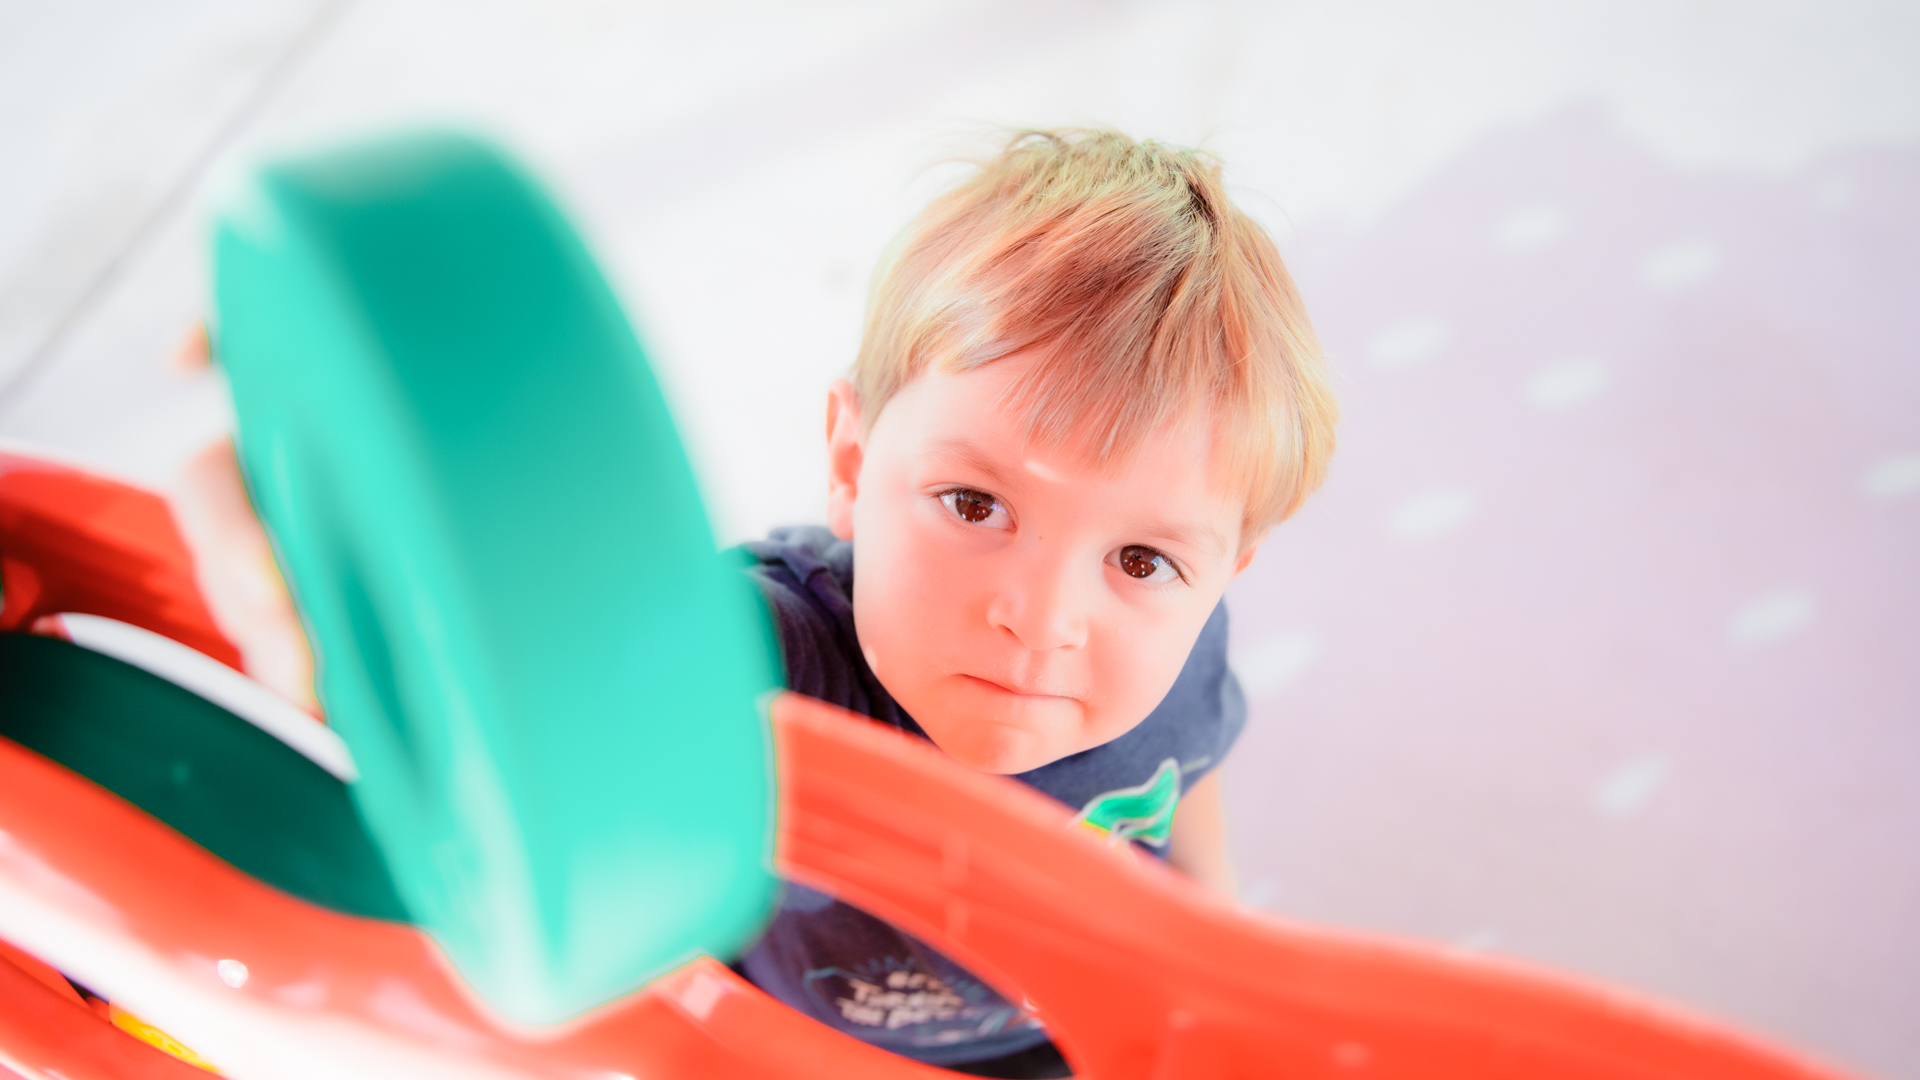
[
  {"left": 1137, "top": 517, "right": 1232, "bottom": 561},
  {"left": 925, "top": 438, "right": 1018, "bottom": 486}
]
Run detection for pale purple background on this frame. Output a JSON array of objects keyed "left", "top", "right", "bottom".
[
  {"left": 1, "top": 2, "right": 1914, "bottom": 1076},
  {"left": 1228, "top": 110, "right": 1920, "bottom": 1075}
]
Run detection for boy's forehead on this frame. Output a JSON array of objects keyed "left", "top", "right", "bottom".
[
  {"left": 908, "top": 362, "right": 1216, "bottom": 473},
  {"left": 1022, "top": 457, "right": 1068, "bottom": 483}
]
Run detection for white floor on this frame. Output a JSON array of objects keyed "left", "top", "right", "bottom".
[{"left": 3, "top": 2, "right": 1917, "bottom": 1076}]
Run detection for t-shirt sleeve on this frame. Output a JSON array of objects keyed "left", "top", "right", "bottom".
[
  {"left": 742, "top": 556, "right": 844, "bottom": 702},
  {"left": 735, "top": 527, "right": 910, "bottom": 726},
  {"left": 1172, "top": 599, "right": 1248, "bottom": 788}
]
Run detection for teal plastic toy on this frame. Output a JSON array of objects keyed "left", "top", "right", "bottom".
[{"left": 211, "top": 131, "right": 782, "bottom": 1024}]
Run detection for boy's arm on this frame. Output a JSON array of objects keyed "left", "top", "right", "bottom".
[
  {"left": 1167, "top": 771, "right": 1238, "bottom": 899},
  {"left": 174, "top": 436, "right": 319, "bottom": 715},
  {"left": 169, "top": 326, "right": 318, "bottom": 713}
]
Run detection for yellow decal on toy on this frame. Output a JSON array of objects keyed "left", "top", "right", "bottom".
[{"left": 110, "top": 1004, "right": 222, "bottom": 1073}]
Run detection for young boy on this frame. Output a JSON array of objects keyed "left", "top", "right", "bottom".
[
  {"left": 716, "top": 130, "right": 1335, "bottom": 1075},
  {"left": 174, "top": 129, "right": 1335, "bottom": 1076}
]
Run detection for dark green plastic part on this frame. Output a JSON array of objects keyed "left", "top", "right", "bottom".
[
  {"left": 0, "top": 634, "right": 408, "bottom": 922},
  {"left": 211, "top": 131, "right": 782, "bottom": 1024}
]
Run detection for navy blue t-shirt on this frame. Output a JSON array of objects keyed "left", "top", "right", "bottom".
[{"left": 735, "top": 526, "right": 1246, "bottom": 1067}]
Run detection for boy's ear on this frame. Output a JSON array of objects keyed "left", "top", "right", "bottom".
[
  {"left": 1230, "top": 537, "right": 1262, "bottom": 578},
  {"left": 825, "top": 379, "right": 864, "bottom": 541}
]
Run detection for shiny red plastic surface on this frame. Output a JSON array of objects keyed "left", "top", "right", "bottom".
[{"left": 0, "top": 453, "right": 238, "bottom": 667}]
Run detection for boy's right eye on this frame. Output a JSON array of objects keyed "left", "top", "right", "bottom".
[{"left": 939, "top": 488, "right": 1011, "bottom": 529}]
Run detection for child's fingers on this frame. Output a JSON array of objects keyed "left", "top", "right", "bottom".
[
  {"left": 169, "top": 322, "right": 211, "bottom": 374},
  {"left": 171, "top": 437, "right": 320, "bottom": 716}
]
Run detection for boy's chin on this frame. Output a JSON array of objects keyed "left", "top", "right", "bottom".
[
  {"left": 913, "top": 690, "right": 1086, "bottom": 775},
  {"left": 920, "top": 721, "right": 1056, "bottom": 775}
]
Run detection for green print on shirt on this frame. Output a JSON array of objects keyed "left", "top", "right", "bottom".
[{"left": 1073, "top": 758, "right": 1181, "bottom": 848}]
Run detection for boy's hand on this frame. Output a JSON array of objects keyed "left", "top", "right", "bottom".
[{"left": 169, "top": 325, "right": 319, "bottom": 715}]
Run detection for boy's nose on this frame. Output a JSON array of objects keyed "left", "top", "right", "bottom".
[{"left": 985, "top": 555, "right": 1091, "bottom": 652}]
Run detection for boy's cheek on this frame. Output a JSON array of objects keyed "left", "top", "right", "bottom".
[
  {"left": 1081, "top": 627, "right": 1209, "bottom": 735},
  {"left": 854, "top": 520, "right": 995, "bottom": 660}
]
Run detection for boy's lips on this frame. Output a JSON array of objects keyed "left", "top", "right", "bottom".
[{"left": 958, "top": 673, "right": 1082, "bottom": 700}]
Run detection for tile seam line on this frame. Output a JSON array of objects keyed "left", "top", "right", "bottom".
[{"left": 0, "top": 0, "right": 355, "bottom": 422}]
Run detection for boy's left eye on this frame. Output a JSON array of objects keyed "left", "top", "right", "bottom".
[
  {"left": 939, "top": 488, "right": 1012, "bottom": 529},
  {"left": 1114, "top": 545, "right": 1182, "bottom": 584}
]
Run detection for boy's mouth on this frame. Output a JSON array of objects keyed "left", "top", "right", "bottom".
[{"left": 958, "top": 673, "right": 1080, "bottom": 700}]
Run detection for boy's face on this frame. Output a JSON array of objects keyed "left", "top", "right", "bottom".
[{"left": 826, "top": 351, "right": 1257, "bottom": 775}]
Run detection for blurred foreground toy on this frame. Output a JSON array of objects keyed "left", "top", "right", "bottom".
[
  {"left": 0, "top": 132, "right": 1860, "bottom": 1080},
  {"left": 212, "top": 130, "right": 783, "bottom": 1024}
]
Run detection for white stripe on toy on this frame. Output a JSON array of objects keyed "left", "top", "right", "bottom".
[{"left": 57, "top": 613, "right": 359, "bottom": 783}]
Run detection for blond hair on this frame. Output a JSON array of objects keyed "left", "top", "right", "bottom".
[{"left": 853, "top": 129, "right": 1337, "bottom": 540}]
